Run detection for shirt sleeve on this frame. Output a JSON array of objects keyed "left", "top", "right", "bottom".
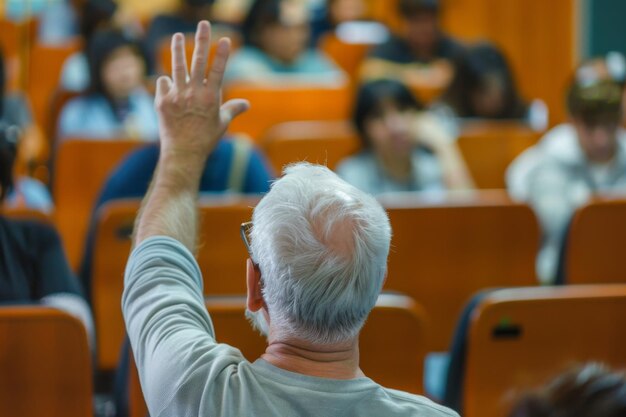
[{"left": 122, "top": 236, "right": 245, "bottom": 417}]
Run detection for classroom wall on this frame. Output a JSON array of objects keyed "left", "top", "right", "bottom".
[{"left": 585, "top": 0, "right": 626, "bottom": 58}]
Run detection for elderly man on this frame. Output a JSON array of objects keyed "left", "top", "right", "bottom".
[{"left": 122, "top": 21, "right": 457, "bottom": 416}]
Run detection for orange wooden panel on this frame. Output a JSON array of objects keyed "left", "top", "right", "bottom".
[
  {"left": 359, "top": 293, "right": 427, "bottom": 394},
  {"left": 566, "top": 198, "right": 626, "bottom": 284},
  {"left": 464, "top": 285, "right": 626, "bottom": 417},
  {"left": 129, "top": 293, "right": 428, "bottom": 417},
  {"left": 380, "top": 190, "right": 539, "bottom": 351},
  {"left": 366, "top": 0, "right": 402, "bottom": 32},
  {"left": 0, "top": 306, "right": 93, "bottom": 417},
  {"left": 0, "top": 18, "right": 37, "bottom": 91},
  {"left": 48, "top": 90, "right": 81, "bottom": 142},
  {"left": 457, "top": 121, "right": 542, "bottom": 189},
  {"left": 53, "top": 139, "right": 144, "bottom": 270},
  {"left": 91, "top": 197, "right": 258, "bottom": 370},
  {"left": 262, "top": 120, "right": 361, "bottom": 173},
  {"left": 224, "top": 82, "right": 352, "bottom": 141},
  {"left": 26, "top": 39, "right": 83, "bottom": 131}
]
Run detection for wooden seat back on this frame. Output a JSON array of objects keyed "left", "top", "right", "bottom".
[
  {"left": 381, "top": 191, "right": 539, "bottom": 351},
  {"left": 0, "top": 306, "right": 93, "bottom": 417},
  {"left": 262, "top": 120, "right": 361, "bottom": 172},
  {"left": 464, "top": 285, "right": 626, "bottom": 417}
]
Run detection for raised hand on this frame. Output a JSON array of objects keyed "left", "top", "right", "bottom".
[
  {"left": 154, "top": 21, "right": 249, "bottom": 161},
  {"left": 411, "top": 112, "right": 453, "bottom": 152}
]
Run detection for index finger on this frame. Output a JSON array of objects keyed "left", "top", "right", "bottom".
[{"left": 190, "top": 21, "right": 212, "bottom": 85}]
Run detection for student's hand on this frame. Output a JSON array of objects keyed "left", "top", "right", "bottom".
[
  {"left": 412, "top": 112, "right": 453, "bottom": 153},
  {"left": 155, "top": 21, "right": 249, "bottom": 164}
]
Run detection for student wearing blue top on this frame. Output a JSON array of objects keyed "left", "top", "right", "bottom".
[
  {"left": 79, "top": 137, "right": 274, "bottom": 301},
  {"left": 225, "top": 0, "right": 345, "bottom": 83},
  {"left": 57, "top": 29, "right": 159, "bottom": 142}
]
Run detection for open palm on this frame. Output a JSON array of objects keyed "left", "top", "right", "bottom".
[{"left": 155, "top": 21, "right": 249, "bottom": 158}]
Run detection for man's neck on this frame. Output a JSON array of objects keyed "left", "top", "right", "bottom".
[{"left": 261, "top": 337, "right": 364, "bottom": 380}]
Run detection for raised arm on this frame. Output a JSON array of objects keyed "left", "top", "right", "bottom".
[{"left": 133, "top": 21, "right": 249, "bottom": 252}]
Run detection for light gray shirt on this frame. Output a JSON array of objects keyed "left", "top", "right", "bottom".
[
  {"left": 123, "top": 236, "right": 459, "bottom": 417},
  {"left": 336, "top": 150, "right": 445, "bottom": 196}
]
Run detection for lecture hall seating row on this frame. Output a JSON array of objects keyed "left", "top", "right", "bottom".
[
  {"left": 1, "top": 0, "right": 576, "bottom": 140},
  {"left": 89, "top": 190, "right": 538, "bottom": 369},
  {"left": 1, "top": 268, "right": 625, "bottom": 416},
  {"left": 52, "top": 118, "right": 540, "bottom": 269}
]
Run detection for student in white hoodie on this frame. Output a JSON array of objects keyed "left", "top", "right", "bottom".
[{"left": 507, "top": 59, "right": 626, "bottom": 284}]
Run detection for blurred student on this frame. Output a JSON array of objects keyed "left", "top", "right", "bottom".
[
  {"left": 0, "top": 50, "right": 49, "bottom": 200},
  {"left": 336, "top": 79, "right": 473, "bottom": 195},
  {"left": 360, "top": 0, "right": 463, "bottom": 91},
  {"left": 225, "top": 0, "right": 344, "bottom": 83},
  {"left": 510, "top": 364, "right": 626, "bottom": 417},
  {"left": 437, "top": 43, "right": 547, "bottom": 131},
  {"left": 58, "top": 29, "right": 158, "bottom": 142},
  {"left": 0, "top": 124, "right": 93, "bottom": 345},
  {"left": 507, "top": 60, "right": 626, "bottom": 283},
  {"left": 0, "top": 51, "right": 31, "bottom": 132}
]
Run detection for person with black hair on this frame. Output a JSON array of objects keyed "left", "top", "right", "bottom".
[
  {"left": 225, "top": 0, "right": 344, "bottom": 82},
  {"left": 0, "top": 124, "right": 94, "bottom": 345},
  {"left": 440, "top": 43, "right": 529, "bottom": 120},
  {"left": 507, "top": 59, "right": 626, "bottom": 283},
  {"left": 57, "top": 29, "right": 158, "bottom": 141},
  {"left": 0, "top": 51, "right": 31, "bottom": 133},
  {"left": 60, "top": 0, "right": 144, "bottom": 92},
  {"left": 509, "top": 364, "right": 626, "bottom": 417},
  {"left": 360, "top": 0, "right": 462, "bottom": 90},
  {"left": 0, "top": 50, "right": 52, "bottom": 211},
  {"left": 336, "top": 79, "right": 473, "bottom": 195}
]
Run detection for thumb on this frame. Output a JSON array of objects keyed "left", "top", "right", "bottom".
[{"left": 220, "top": 99, "right": 250, "bottom": 126}]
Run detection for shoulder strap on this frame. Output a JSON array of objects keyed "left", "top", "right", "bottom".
[{"left": 227, "top": 135, "right": 252, "bottom": 193}]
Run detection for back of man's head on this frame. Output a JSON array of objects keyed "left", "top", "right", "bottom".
[{"left": 250, "top": 163, "right": 391, "bottom": 345}]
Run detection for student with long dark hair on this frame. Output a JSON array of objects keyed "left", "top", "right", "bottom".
[
  {"left": 441, "top": 43, "right": 529, "bottom": 120},
  {"left": 0, "top": 50, "right": 52, "bottom": 211},
  {"left": 336, "top": 79, "right": 473, "bottom": 194},
  {"left": 57, "top": 29, "right": 158, "bottom": 141},
  {"left": 510, "top": 364, "right": 626, "bottom": 417}
]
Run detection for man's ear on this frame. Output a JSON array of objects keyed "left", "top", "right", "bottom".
[{"left": 246, "top": 258, "right": 264, "bottom": 312}]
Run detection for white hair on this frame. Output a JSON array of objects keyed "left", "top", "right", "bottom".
[{"left": 249, "top": 163, "right": 391, "bottom": 345}]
